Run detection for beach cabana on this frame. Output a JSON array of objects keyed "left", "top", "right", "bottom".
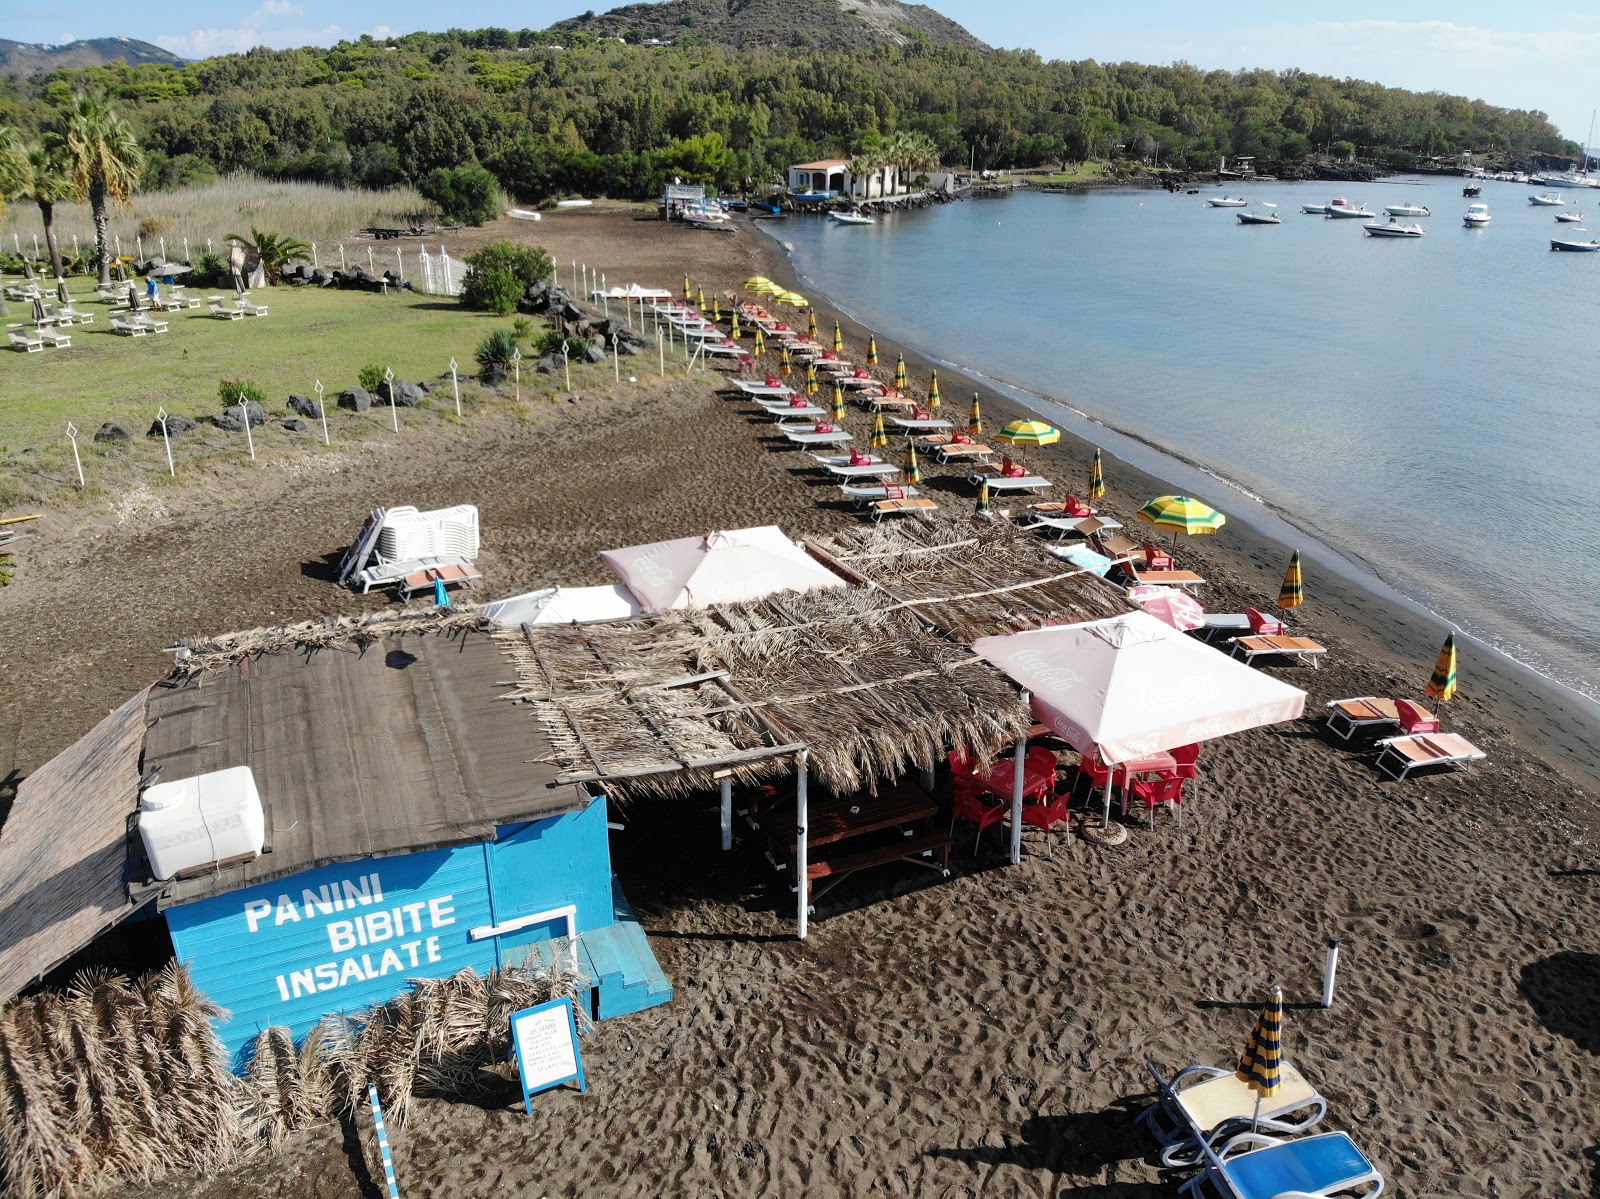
[
  {"left": 481, "top": 583, "right": 642, "bottom": 626},
  {"left": 974, "top": 612, "right": 1307, "bottom": 827},
  {"left": 600, "top": 526, "right": 849, "bottom": 612}
]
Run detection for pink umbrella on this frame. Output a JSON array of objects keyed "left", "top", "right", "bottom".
[{"left": 1130, "top": 584, "right": 1205, "bottom": 632}]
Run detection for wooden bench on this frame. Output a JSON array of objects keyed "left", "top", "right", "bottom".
[{"left": 805, "top": 830, "right": 952, "bottom": 903}]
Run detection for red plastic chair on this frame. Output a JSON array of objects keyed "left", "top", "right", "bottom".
[
  {"left": 1170, "top": 743, "right": 1200, "bottom": 780},
  {"left": 1020, "top": 786, "right": 1073, "bottom": 855},
  {"left": 1062, "top": 494, "right": 1094, "bottom": 518},
  {"left": 882, "top": 483, "right": 906, "bottom": 500},
  {"left": 765, "top": 373, "right": 781, "bottom": 387},
  {"left": 1128, "top": 774, "right": 1187, "bottom": 826},
  {"left": 1395, "top": 699, "right": 1440, "bottom": 735},
  {"left": 950, "top": 781, "right": 1009, "bottom": 853},
  {"left": 1142, "top": 543, "right": 1174, "bottom": 571},
  {"left": 1245, "top": 606, "right": 1286, "bottom": 635}
]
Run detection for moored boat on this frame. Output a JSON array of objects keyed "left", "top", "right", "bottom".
[
  {"left": 1236, "top": 208, "right": 1281, "bottom": 225},
  {"left": 828, "top": 210, "right": 875, "bottom": 225},
  {"left": 1302, "top": 196, "right": 1351, "bottom": 214},
  {"left": 1555, "top": 210, "right": 1584, "bottom": 223},
  {"left": 1364, "top": 219, "right": 1425, "bottom": 238},
  {"left": 1325, "top": 201, "right": 1376, "bottom": 219},
  {"left": 1206, "top": 195, "right": 1249, "bottom": 207},
  {"left": 1463, "top": 203, "right": 1491, "bottom": 227},
  {"left": 1551, "top": 234, "right": 1600, "bottom": 251},
  {"left": 1529, "top": 193, "right": 1564, "bottom": 206},
  {"left": 1463, "top": 184, "right": 1482, "bottom": 197},
  {"left": 1384, "top": 202, "right": 1430, "bottom": 217}
]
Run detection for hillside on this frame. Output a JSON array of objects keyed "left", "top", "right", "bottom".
[
  {"left": 552, "top": 0, "right": 991, "bottom": 52},
  {"left": 0, "top": 37, "right": 183, "bottom": 76}
]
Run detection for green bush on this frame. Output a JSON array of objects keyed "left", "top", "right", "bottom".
[
  {"left": 534, "top": 328, "right": 581, "bottom": 357},
  {"left": 191, "top": 250, "right": 227, "bottom": 286},
  {"left": 459, "top": 241, "right": 552, "bottom": 314},
  {"left": 357, "top": 364, "right": 386, "bottom": 391},
  {"left": 475, "top": 328, "right": 520, "bottom": 371},
  {"left": 418, "top": 164, "right": 501, "bottom": 226},
  {"left": 218, "top": 377, "right": 266, "bottom": 408}
]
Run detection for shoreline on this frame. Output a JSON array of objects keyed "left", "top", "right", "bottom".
[{"left": 743, "top": 213, "right": 1600, "bottom": 783}]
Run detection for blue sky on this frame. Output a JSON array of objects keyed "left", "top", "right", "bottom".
[{"left": 6, "top": 0, "right": 1597, "bottom": 141}]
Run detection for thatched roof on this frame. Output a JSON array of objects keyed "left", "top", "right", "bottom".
[
  {"left": 0, "top": 689, "right": 149, "bottom": 1003},
  {"left": 810, "top": 522, "right": 1134, "bottom": 640},
  {"left": 500, "top": 586, "right": 1035, "bottom": 799}
]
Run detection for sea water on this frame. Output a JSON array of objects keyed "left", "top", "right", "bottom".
[{"left": 769, "top": 181, "right": 1600, "bottom": 703}]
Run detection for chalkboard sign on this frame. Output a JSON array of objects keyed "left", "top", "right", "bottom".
[{"left": 509, "top": 999, "right": 586, "bottom": 1113}]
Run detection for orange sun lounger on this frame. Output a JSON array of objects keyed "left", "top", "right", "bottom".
[{"left": 398, "top": 561, "right": 482, "bottom": 601}]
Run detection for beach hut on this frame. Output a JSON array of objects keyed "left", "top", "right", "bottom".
[{"left": 600, "top": 526, "right": 849, "bottom": 612}]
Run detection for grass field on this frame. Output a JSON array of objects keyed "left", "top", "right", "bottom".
[{"left": 0, "top": 285, "right": 545, "bottom": 510}]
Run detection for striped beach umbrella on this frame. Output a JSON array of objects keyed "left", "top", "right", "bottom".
[
  {"left": 1089, "top": 447, "right": 1106, "bottom": 500},
  {"left": 712, "top": 296, "right": 722, "bottom": 322},
  {"left": 1136, "top": 495, "right": 1226, "bottom": 536},
  {"left": 806, "top": 361, "right": 819, "bottom": 396},
  {"left": 683, "top": 274, "right": 692, "bottom": 299},
  {"left": 832, "top": 380, "right": 846, "bottom": 421},
  {"left": 753, "top": 326, "right": 766, "bottom": 356},
  {"left": 975, "top": 479, "right": 992, "bottom": 517},
  {"left": 927, "top": 370, "right": 941, "bottom": 409},
  {"left": 730, "top": 312, "right": 741, "bottom": 339},
  {"left": 1278, "top": 551, "right": 1304, "bottom": 609},
  {"left": 1237, "top": 985, "right": 1284, "bottom": 1128},
  {"left": 833, "top": 320, "right": 844, "bottom": 355},
  {"left": 969, "top": 394, "right": 982, "bottom": 437},
  {"left": 1426, "top": 632, "right": 1458, "bottom": 703},
  {"left": 870, "top": 412, "right": 888, "bottom": 449},
  {"left": 780, "top": 344, "right": 792, "bottom": 376},
  {"left": 995, "top": 419, "right": 1061, "bottom": 447},
  {"left": 742, "top": 276, "right": 770, "bottom": 289},
  {"left": 867, "top": 335, "right": 879, "bottom": 366},
  {"left": 894, "top": 353, "right": 908, "bottom": 391},
  {"left": 697, "top": 286, "right": 707, "bottom": 312},
  {"left": 903, "top": 440, "right": 921, "bottom": 484},
  {"left": 808, "top": 308, "right": 819, "bottom": 340}
]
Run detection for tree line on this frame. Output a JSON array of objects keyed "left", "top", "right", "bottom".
[{"left": 0, "top": 30, "right": 1577, "bottom": 210}]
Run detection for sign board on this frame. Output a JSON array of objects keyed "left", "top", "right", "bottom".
[{"left": 510, "top": 998, "right": 586, "bottom": 1113}]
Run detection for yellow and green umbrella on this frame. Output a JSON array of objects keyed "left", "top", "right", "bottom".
[
  {"left": 995, "top": 419, "right": 1061, "bottom": 447},
  {"left": 833, "top": 321, "right": 844, "bottom": 355},
  {"left": 806, "top": 361, "right": 819, "bottom": 396},
  {"left": 683, "top": 274, "right": 692, "bottom": 299},
  {"left": 969, "top": 394, "right": 982, "bottom": 437},
  {"left": 697, "top": 286, "right": 707, "bottom": 312},
  {"left": 712, "top": 296, "right": 722, "bottom": 322},
  {"left": 780, "top": 344, "right": 792, "bottom": 376},
  {"left": 975, "top": 479, "right": 992, "bottom": 517},
  {"left": 870, "top": 412, "right": 888, "bottom": 449},
  {"left": 808, "top": 308, "right": 819, "bottom": 340},
  {"left": 1278, "top": 550, "right": 1303, "bottom": 609},
  {"left": 1089, "top": 447, "right": 1105, "bottom": 501},
  {"left": 832, "top": 381, "right": 846, "bottom": 421},
  {"left": 742, "top": 275, "right": 771, "bottom": 290},
  {"left": 1426, "top": 632, "right": 1458, "bottom": 703},
  {"left": 753, "top": 326, "right": 766, "bottom": 356},
  {"left": 1237, "top": 985, "right": 1284, "bottom": 1128},
  {"left": 778, "top": 290, "right": 809, "bottom": 307},
  {"left": 867, "top": 335, "right": 879, "bottom": 366},
  {"left": 1136, "top": 495, "right": 1226, "bottom": 536},
  {"left": 903, "top": 440, "right": 921, "bottom": 484},
  {"left": 894, "top": 353, "right": 908, "bottom": 391},
  {"left": 927, "top": 370, "right": 941, "bottom": 409},
  {"left": 730, "top": 312, "right": 741, "bottom": 339}
]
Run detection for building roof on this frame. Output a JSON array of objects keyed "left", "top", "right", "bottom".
[{"left": 791, "top": 159, "right": 850, "bottom": 170}]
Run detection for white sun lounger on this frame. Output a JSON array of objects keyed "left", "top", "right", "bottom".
[
  {"left": 134, "top": 314, "right": 170, "bottom": 333},
  {"left": 768, "top": 404, "right": 827, "bottom": 420},
  {"left": 1374, "top": 732, "right": 1486, "bottom": 780},
  {"left": 1022, "top": 516, "right": 1096, "bottom": 539},
  {"left": 8, "top": 330, "right": 44, "bottom": 352},
  {"left": 234, "top": 297, "right": 269, "bottom": 317},
  {"left": 731, "top": 379, "right": 795, "bottom": 396},
  {"left": 36, "top": 326, "right": 71, "bottom": 348},
  {"left": 826, "top": 461, "right": 902, "bottom": 478},
  {"left": 754, "top": 394, "right": 819, "bottom": 410},
  {"left": 1142, "top": 1061, "right": 1329, "bottom": 1169},
  {"left": 890, "top": 416, "right": 954, "bottom": 433},
  {"left": 1231, "top": 634, "right": 1326, "bottom": 668},
  {"left": 840, "top": 482, "right": 921, "bottom": 504},
  {"left": 970, "top": 469, "right": 1052, "bottom": 493},
  {"left": 111, "top": 316, "right": 149, "bottom": 337},
  {"left": 781, "top": 424, "right": 853, "bottom": 445},
  {"left": 53, "top": 304, "right": 93, "bottom": 325},
  {"left": 931, "top": 442, "right": 994, "bottom": 463},
  {"left": 697, "top": 340, "right": 744, "bottom": 357},
  {"left": 208, "top": 300, "right": 246, "bottom": 321}
]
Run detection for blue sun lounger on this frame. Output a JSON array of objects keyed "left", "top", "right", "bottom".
[{"left": 1181, "top": 1131, "right": 1384, "bottom": 1199}]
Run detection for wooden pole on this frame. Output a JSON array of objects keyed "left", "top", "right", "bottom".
[{"left": 1010, "top": 694, "right": 1029, "bottom": 865}]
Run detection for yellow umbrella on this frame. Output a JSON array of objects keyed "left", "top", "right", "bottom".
[
  {"left": 975, "top": 478, "right": 992, "bottom": 517},
  {"left": 833, "top": 321, "right": 844, "bottom": 355},
  {"left": 742, "top": 276, "right": 771, "bottom": 289},
  {"left": 903, "top": 440, "right": 921, "bottom": 484},
  {"left": 806, "top": 362, "right": 818, "bottom": 396},
  {"left": 1136, "top": 494, "right": 1225, "bottom": 536},
  {"left": 808, "top": 309, "right": 818, "bottom": 340},
  {"left": 968, "top": 394, "right": 982, "bottom": 437},
  {"left": 780, "top": 344, "right": 792, "bottom": 376},
  {"left": 995, "top": 419, "right": 1061, "bottom": 447},
  {"left": 777, "top": 290, "right": 808, "bottom": 307},
  {"left": 1278, "top": 551, "right": 1303, "bottom": 609},
  {"left": 832, "top": 381, "right": 846, "bottom": 421},
  {"left": 697, "top": 286, "right": 707, "bottom": 312},
  {"left": 753, "top": 326, "right": 766, "bottom": 356},
  {"left": 894, "top": 354, "right": 908, "bottom": 391},
  {"left": 867, "top": 335, "right": 879, "bottom": 366},
  {"left": 712, "top": 296, "right": 722, "bottom": 322},
  {"left": 683, "top": 274, "right": 692, "bottom": 299},
  {"left": 927, "top": 370, "right": 941, "bottom": 409},
  {"left": 1089, "top": 447, "right": 1105, "bottom": 501},
  {"left": 1237, "top": 986, "right": 1284, "bottom": 1131},
  {"left": 870, "top": 412, "right": 888, "bottom": 449},
  {"left": 1426, "top": 632, "right": 1458, "bottom": 703},
  {"left": 730, "top": 312, "right": 742, "bottom": 339}
]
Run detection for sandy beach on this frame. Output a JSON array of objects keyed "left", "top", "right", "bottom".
[{"left": 4, "top": 204, "right": 1599, "bottom": 1199}]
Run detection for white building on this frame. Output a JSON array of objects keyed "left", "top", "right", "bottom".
[{"left": 787, "top": 158, "right": 906, "bottom": 200}]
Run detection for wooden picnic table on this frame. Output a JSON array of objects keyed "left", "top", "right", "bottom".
[{"left": 764, "top": 781, "right": 952, "bottom": 906}]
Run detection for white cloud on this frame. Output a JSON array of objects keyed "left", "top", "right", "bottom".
[
  {"left": 259, "top": 0, "right": 306, "bottom": 15},
  {"left": 154, "top": 23, "right": 351, "bottom": 57}
]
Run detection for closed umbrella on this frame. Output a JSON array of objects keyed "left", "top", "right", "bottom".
[
  {"left": 1238, "top": 985, "right": 1284, "bottom": 1132},
  {"left": 928, "top": 370, "right": 941, "bottom": 409},
  {"left": 1278, "top": 551, "right": 1303, "bottom": 609},
  {"left": 832, "top": 381, "right": 846, "bottom": 422},
  {"left": 894, "top": 353, "right": 908, "bottom": 391},
  {"left": 903, "top": 440, "right": 921, "bottom": 484},
  {"left": 712, "top": 296, "right": 722, "bottom": 322},
  {"left": 1090, "top": 448, "right": 1105, "bottom": 501},
  {"left": 867, "top": 335, "right": 879, "bottom": 366},
  {"left": 969, "top": 394, "right": 983, "bottom": 437},
  {"left": 806, "top": 362, "right": 819, "bottom": 396},
  {"left": 975, "top": 479, "right": 992, "bottom": 517},
  {"left": 31, "top": 297, "right": 46, "bottom": 323},
  {"left": 730, "top": 312, "right": 741, "bottom": 339},
  {"left": 753, "top": 326, "right": 766, "bottom": 356},
  {"left": 56, "top": 278, "right": 71, "bottom": 305},
  {"left": 1136, "top": 495, "right": 1226, "bottom": 538},
  {"left": 833, "top": 320, "right": 844, "bottom": 355},
  {"left": 808, "top": 308, "right": 818, "bottom": 340},
  {"left": 683, "top": 274, "right": 692, "bottom": 299},
  {"left": 780, "top": 344, "right": 792, "bottom": 376},
  {"left": 870, "top": 412, "right": 888, "bottom": 449},
  {"left": 697, "top": 286, "right": 707, "bottom": 312},
  {"left": 1426, "top": 632, "right": 1458, "bottom": 703}
]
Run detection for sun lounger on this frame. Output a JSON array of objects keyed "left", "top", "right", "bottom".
[
  {"left": 870, "top": 497, "right": 939, "bottom": 522},
  {"left": 134, "top": 314, "right": 170, "bottom": 333},
  {"left": 1096, "top": 531, "right": 1146, "bottom": 562},
  {"left": 1231, "top": 634, "right": 1326, "bottom": 667},
  {"left": 1022, "top": 516, "right": 1096, "bottom": 540},
  {"left": 1142, "top": 1062, "right": 1328, "bottom": 1170},
  {"left": 355, "top": 553, "right": 477, "bottom": 595},
  {"left": 1046, "top": 543, "right": 1114, "bottom": 574},
  {"left": 1031, "top": 497, "right": 1098, "bottom": 518},
  {"left": 36, "top": 326, "right": 71, "bottom": 348},
  {"left": 731, "top": 379, "right": 795, "bottom": 396},
  {"left": 1181, "top": 1131, "right": 1384, "bottom": 1199},
  {"left": 1325, "top": 697, "right": 1405, "bottom": 740},
  {"left": 53, "top": 304, "right": 92, "bottom": 325},
  {"left": 111, "top": 316, "right": 149, "bottom": 337},
  {"left": 826, "top": 461, "right": 902, "bottom": 478},
  {"left": 234, "top": 297, "right": 269, "bottom": 317},
  {"left": 839, "top": 482, "right": 921, "bottom": 505},
  {"left": 1199, "top": 613, "right": 1251, "bottom": 642},
  {"left": 8, "top": 330, "right": 44, "bottom": 352},
  {"left": 397, "top": 560, "right": 483, "bottom": 602},
  {"left": 780, "top": 423, "right": 853, "bottom": 445},
  {"left": 1373, "top": 731, "right": 1486, "bottom": 781},
  {"left": 208, "top": 300, "right": 246, "bottom": 321},
  {"left": 969, "top": 464, "right": 1052, "bottom": 493},
  {"left": 766, "top": 403, "right": 827, "bottom": 420},
  {"left": 890, "top": 416, "right": 954, "bottom": 433},
  {"left": 933, "top": 442, "right": 994, "bottom": 463}
]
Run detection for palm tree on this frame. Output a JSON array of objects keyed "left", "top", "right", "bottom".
[
  {"left": 224, "top": 227, "right": 312, "bottom": 285},
  {"left": 0, "top": 126, "right": 26, "bottom": 213},
  {"left": 24, "top": 139, "right": 74, "bottom": 281},
  {"left": 62, "top": 94, "right": 144, "bottom": 287},
  {"left": 883, "top": 131, "right": 941, "bottom": 191}
]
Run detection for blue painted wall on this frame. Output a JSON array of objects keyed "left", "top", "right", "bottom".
[{"left": 166, "top": 798, "right": 613, "bottom": 1064}]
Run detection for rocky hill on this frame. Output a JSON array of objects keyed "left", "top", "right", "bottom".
[
  {"left": 0, "top": 37, "right": 184, "bottom": 76},
  {"left": 551, "top": 0, "right": 990, "bottom": 53}
]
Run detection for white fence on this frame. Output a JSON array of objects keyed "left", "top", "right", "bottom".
[{"left": 415, "top": 247, "right": 466, "bottom": 296}]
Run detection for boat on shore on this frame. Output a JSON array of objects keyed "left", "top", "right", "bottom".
[
  {"left": 1529, "top": 193, "right": 1564, "bottom": 206},
  {"left": 1206, "top": 195, "right": 1249, "bottom": 207},
  {"left": 1384, "top": 202, "right": 1431, "bottom": 217},
  {"left": 828, "top": 210, "right": 875, "bottom": 226},
  {"left": 1551, "top": 234, "right": 1600, "bottom": 251},
  {"left": 1364, "top": 219, "right": 1425, "bottom": 238},
  {"left": 1463, "top": 203, "right": 1492, "bottom": 227}
]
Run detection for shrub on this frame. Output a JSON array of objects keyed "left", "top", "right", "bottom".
[
  {"left": 534, "top": 328, "right": 581, "bottom": 357},
  {"left": 459, "top": 241, "right": 552, "bottom": 314},
  {"left": 218, "top": 378, "right": 266, "bottom": 408},
  {"left": 418, "top": 164, "right": 501, "bottom": 226},
  {"left": 357, "top": 364, "right": 386, "bottom": 391},
  {"left": 475, "top": 328, "right": 520, "bottom": 371},
  {"left": 192, "top": 249, "right": 227, "bottom": 286}
]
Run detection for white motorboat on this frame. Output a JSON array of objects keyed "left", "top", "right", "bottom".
[
  {"left": 1555, "top": 210, "right": 1584, "bottom": 223},
  {"left": 1364, "top": 219, "right": 1425, "bottom": 238},
  {"left": 828, "top": 210, "right": 875, "bottom": 225},
  {"left": 1529, "top": 193, "right": 1564, "bottom": 206},
  {"left": 1325, "top": 201, "right": 1376, "bottom": 219},
  {"left": 1206, "top": 195, "right": 1249, "bottom": 207},
  {"left": 1463, "top": 203, "right": 1491, "bottom": 227},
  {"left": 1303, "top": 196, "right": 1351, "bottom": 215},
  {"left": 1384, "top": 202, "right": 1430, "bottom": 217},
  {"left": 1551, "top": 233, "right": 1600, "bottom": 251},
  {"left": 1236, "top": 208, "right": 1281, "bottom": 225}
]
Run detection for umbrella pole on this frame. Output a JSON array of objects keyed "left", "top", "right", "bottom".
[
  {"left": 1010, "top": 710, "right": 1029, "bottom": 866},
  {"left": 1101, "top": 773, "right": 1114, "bottom": 830}
]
